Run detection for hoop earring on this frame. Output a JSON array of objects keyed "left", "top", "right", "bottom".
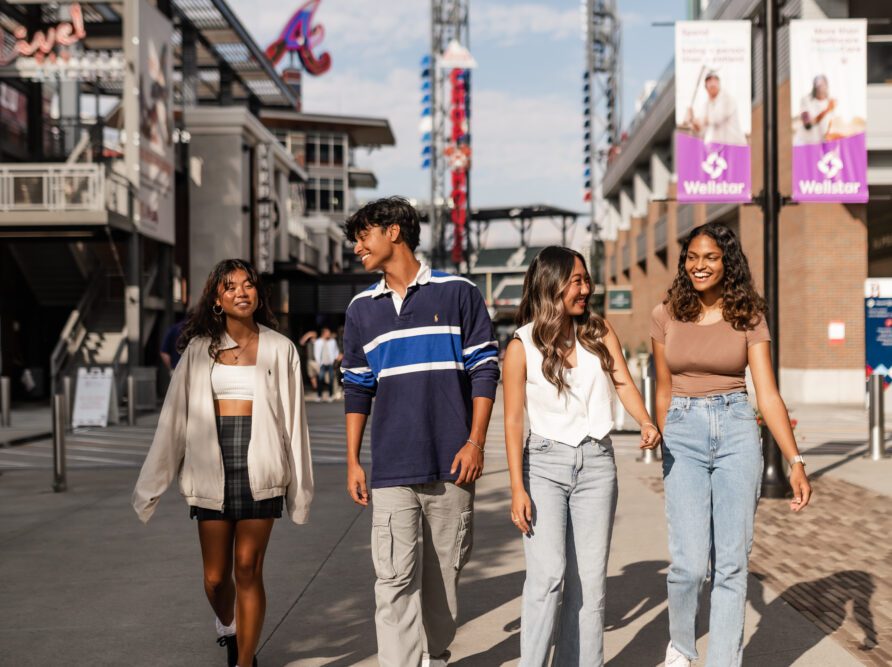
[{"left": 212, "top": 304, "right": 223, "bottom": 316}]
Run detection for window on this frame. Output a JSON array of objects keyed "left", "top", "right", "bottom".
[
  {"left": 332, "top": 179, "right": 344, "bottom": 212},
  {"left": 305, "top": 178, "right": 319, "bottom": 211},
  {"left": 319, "top": 137, "right": 331, "bottom": 165},
  {"left": 305, "top": 137, "right": 317, "bottom": 165},
  {"left": 333, "top": 141, "right": 344, "bottom": 166},
  {"left": 319, "top": 178, "right": 331, "bottom": 211}
]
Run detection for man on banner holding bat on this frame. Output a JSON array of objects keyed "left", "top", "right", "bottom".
[{"left": 683, "top": 70, "right": 747, "bottom": 146}]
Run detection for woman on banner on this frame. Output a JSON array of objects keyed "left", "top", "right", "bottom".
[
  {"left": 502, "top": 246, "right": 660, "bottom": 665},
  {"left": 652, "top": 224, "right": 811, "bottom": 667},
  {"left": 133, "top": 259, "right": 313, "bottom": 667},
  {"left": 794, "top": 74, "right": 836, "bottom": 145}
]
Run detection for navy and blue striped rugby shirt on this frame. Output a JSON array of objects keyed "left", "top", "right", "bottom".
[{"left": 342, "top": 263, "right": 500, "bottom": 488}]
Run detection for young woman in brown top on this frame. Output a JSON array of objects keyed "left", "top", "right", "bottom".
[{"left": 650, "top": 223, "right": 811, "bottom": 667}]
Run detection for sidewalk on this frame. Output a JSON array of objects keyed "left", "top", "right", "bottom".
[
  {"left": 0, "top": 396, "right": 888, "bottom": 665},
  {"left": 0, "top": 404, "right": 51, "bottom": 445}
]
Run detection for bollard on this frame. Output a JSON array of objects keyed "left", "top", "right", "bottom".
[
  {"left": 867, "top": 374, "right": 888, "bottom": 460},
  {"left": 640, "top": 361, "right": 658, "bottom": 464},
  {"left": 52, "top": 393, "right": 67, "bottom": 492},
  {"left": 62, "top": 376, "right": 72, "bottom": 433},
  {"left": 127, "top": 374, "right": 136, "bottom": 427},
  {"left": 0, "top": 376, "right": 10, "bottom": 427}
]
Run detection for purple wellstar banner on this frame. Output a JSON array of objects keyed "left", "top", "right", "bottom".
[
  {"left": 790, "top": 20, "right": 868, "bottom": 204},
  {"left": 675, "top": 21, "right": 752, "bottom": 204},
  {"left": 676, "top": 133, "right": 751, "bottom": 203},
  {"left": 792, "top": 133, "right": 868, "bottom": 202}
]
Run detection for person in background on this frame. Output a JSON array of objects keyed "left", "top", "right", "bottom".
[
  {"left": 298, "top": 330, "right": 319, "bottom": 397},
  {"left": 652, "top": 224, "right": 811, "bottom": 667},
  {"left": 341, "top": 196, "right": 499, "bottom": 667},
  {"left": 313, "top": 326, "right": 340, "bottom": 402},
  {"left": 685, "top": 72, "right": 746, "bottom": 145},
  {"left": 160, "top": 318, "right": 186, "bottom": 373},
  {"left": 133, "top": 259, "right": 313, "bottom": 667}
]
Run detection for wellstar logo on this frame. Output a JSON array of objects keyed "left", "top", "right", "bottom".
[
  {"left": 681, "top": 181, "right": 746, "bottom": 196},
  {"left": 798, "top": 180, "right": 862, "bottom": 195}
]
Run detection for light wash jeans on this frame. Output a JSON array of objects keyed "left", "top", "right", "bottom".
[
  {"left": 520, "top": 433, "right": 618, "bottom": 667},
  {"left": 662, "top": 392, "right": 763, "bottom": 667}
]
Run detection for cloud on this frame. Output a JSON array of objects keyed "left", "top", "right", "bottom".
[{"left": 474, "top": 3, "right": 580, "bottom": 46}]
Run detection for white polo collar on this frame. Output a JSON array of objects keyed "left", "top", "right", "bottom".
[{"left": 372, "top": 262, "right": 431, "bottom": 298}]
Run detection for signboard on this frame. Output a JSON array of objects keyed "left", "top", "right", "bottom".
[
  {"left": 864, "top": 279, "right": 892, "bottom": 386},
  {"left": 674, "top": 21, "right": 751, "bottom": 203},
  {"left": 137, "top": 0, "right": 175, "bottom": 245},
  {"left": 790, "top": 20, "right": 868, "bottom": 203},
  {"left": 72, "top": 368, "right": 114, "bottom": 428},
  {"left": 606, "top": 286, "right": 632, "bottom": 314},
  {"left": 255, "top": 142, "right": 275, "bottom": 274}
]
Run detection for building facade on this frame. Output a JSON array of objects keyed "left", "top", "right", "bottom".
[{"left": 600, "top": 0, "right": 891, "bottom": 404}]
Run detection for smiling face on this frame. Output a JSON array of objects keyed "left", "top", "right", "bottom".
[
  {"left": 353, "top": 224, "right": 399, "bottom": 273},
  {"left": 215, "top": 269, "right": 258, "bottom": 320},
  {"left": 705, "top": 75, "right": 720, "bottom": 99},
  {"left": 685, "top": 234, "right": 725, "bottom": 295},
  {"left": 561, "top": 257, "right": 592, "bottom": 317}
]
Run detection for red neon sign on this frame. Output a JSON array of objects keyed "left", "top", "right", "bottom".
[
  {"left": 0, "top": 3, "right": 87, "bottom": 67},
  {"left": 265, "top": 0, "right": 332, "bottom": 76}
]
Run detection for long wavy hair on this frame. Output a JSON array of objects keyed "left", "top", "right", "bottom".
[
  {"left": 666, "top": 223, "right": 766, "bottom": 330},
  {"left": 516, "top": 246, "right": 616, "bottom": 394},
  {"left": 178, "top": 259, "right": 277, "bottom": 358}
]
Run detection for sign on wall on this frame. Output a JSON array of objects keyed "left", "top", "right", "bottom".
[
  {"left": 674, "top": 21, "right": 751, "bottom": 204},
  {"left": 790, "top": 20, "right": 868, "bottom": 203},
  {"left": 606, "top": 286, "right": 632, "bottom": 314},
  {"left": 137, "top": 0, "right": 175, "bottom": 245},
  {"left": 72, "top": 367, "right": 115, "bottom": 428},
  {"left": 865, "top": 279, "right": 892, "bottom": 387},
  {"left": 255, "top": 142, "right": 275, "bottom": 274}
]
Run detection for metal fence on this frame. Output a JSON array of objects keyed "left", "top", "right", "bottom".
[{"left": 0, "top": 163, "right": 105, "bottom": 212}]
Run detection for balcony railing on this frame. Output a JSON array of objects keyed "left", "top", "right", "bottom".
[
  {"left": 654, "top": 215, "right": 668, "bottom": 252},
  {"left": 0, "top": 164, "right": 105, "bottom": 213},
  {"left": 636, "top": 233, "right": 647, "bottom": 265}
]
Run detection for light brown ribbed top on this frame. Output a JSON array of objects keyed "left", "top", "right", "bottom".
[{"left": 650, "top": 303, "right": 770, "bottom": 397}]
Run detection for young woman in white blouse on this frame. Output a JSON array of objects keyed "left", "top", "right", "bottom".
[
  {"left": 133, "top": 259, "right": 313, "bottom": 667},
  {"left": 502, "top": 246, "right": 660, "bottom": 666}
]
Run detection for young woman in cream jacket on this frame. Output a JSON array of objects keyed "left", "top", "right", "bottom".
[{"left": 133, "top": 259, "right": 313, "bottom": 667}]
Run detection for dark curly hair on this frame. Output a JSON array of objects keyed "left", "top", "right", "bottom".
[
  {"left": 178, "top": 259, "right": 277, "bottom": 358},
  {"left": 666, "top": 223, "right": 766, "bottom": 331},
  {"left": 343, "top": 196, "right": 421, "bottom": 251},
  {"left": 517, "top": 246, "right": 617, "bottom": 394}
]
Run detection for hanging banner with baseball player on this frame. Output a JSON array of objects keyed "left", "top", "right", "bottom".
[
  {"left": 674, "top": 21, "right": 751, "bottom": 203},
  {"left": 790, "top": 20, "right": 868, "bottom": 203}
]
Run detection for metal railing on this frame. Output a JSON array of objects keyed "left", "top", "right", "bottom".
[
  {"left": 636, "top": 233, "right": 647, "bottom": 265},
  {"left": 50, "top": 270, "right": 105, "bottom": 398},
  {"left": 654, "top": 215, "right": 668, "bottom": 252},
  {"left": 0, "top": 163, "right": 106, "bottom": 212}
]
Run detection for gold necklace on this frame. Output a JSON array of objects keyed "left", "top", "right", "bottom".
[{"left": 228, "top": 332, "right": 256, "bottom": 365}]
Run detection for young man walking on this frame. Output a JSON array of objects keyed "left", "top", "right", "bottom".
[{"left": 341, "top": 197, "right": 499, "bottom": 667}]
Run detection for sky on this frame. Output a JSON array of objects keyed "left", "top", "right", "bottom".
[{"left": 228, "top": 0, "right": 688, "bottom": 248}]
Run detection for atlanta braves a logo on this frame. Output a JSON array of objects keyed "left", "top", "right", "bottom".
[{"left": 265, "top": 0, "right": 332, "bottom": 76}]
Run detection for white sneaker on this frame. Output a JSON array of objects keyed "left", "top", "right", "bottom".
[
  {"left": 665, "top": 642, "right": 691, "bottom": 667},
  {"left": 421, "top": 658, "right": 447, "bottom": 667}
]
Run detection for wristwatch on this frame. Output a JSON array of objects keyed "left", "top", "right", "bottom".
[{"left": 789, "top": 454, "right": 806, "bottom": 467}]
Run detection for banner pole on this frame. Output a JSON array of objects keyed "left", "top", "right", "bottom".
[{"left": 760, "top": 0, "right": 790, "bottom": 499}]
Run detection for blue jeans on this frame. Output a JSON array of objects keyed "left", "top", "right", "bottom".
[
  {"left": 662, "top": 392, "right": 763, "bottom": 667},
  {"left": 520, "top": 433, "right": 617, "bottom": 667},
  {"left": 317, "top": 364, "right": 334, "bottom": 398}
]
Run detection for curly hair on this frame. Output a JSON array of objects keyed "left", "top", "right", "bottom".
[
  {"left": 516, "top": 246, "right": 616, "bottom": 395},
  {"left": 178, "top": 259, "right": 277, "bottom": 358},
  {"left": 343, "top": 196, "right": 421, "bottom": 251},
  {"left": 666, "top": 223, "right": 766, "bottom": 331}
]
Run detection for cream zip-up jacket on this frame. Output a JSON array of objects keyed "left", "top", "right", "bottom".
[{"left": 132, "top": 325, "right": 313, "bottom": 524}]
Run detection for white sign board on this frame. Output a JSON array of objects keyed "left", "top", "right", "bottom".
[{"left": 72, "top": 367, "right": 114, "bottom": 428}]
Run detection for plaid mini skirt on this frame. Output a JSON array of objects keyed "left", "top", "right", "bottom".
[{"left": 189, "top": 416, "right": 283, "bottom": 521}]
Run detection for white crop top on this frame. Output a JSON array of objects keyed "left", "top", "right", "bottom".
[
  {"left": 211, "top": 364, "right": 255, "bottom": 401},
  {"left": 515, "top": 323, "right": 614, "bottom": 446}
]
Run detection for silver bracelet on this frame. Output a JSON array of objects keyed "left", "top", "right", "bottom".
[{"left": 466, "top": 437, "right": 484, "bottom": 452}]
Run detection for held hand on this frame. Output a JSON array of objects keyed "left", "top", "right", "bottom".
[
  {"left": 789, "top": 464, "right": 811, "bottom": 512},
  {"left": 510, "top": 489, "right": 533, "bottom": 535},
  {"left": 451, "top": 441, "right": 484, "bottom": 486},
  {"left": 639, "top": 423, "right": 662, "bottom": 450},
  {"left": 347, "top": 463, "right": 369, "bottom": 506}
]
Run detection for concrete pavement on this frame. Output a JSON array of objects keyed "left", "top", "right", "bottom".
[{"left": 0, "top": 395, "right": 888, "bottom": 665}]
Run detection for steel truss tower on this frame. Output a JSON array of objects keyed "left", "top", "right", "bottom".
[
  {"left": 429, "top": 0, "right": 470, "bottom": 270},
  {"left": 583, "top": 0, "right": 621, "bottom": 293}
]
